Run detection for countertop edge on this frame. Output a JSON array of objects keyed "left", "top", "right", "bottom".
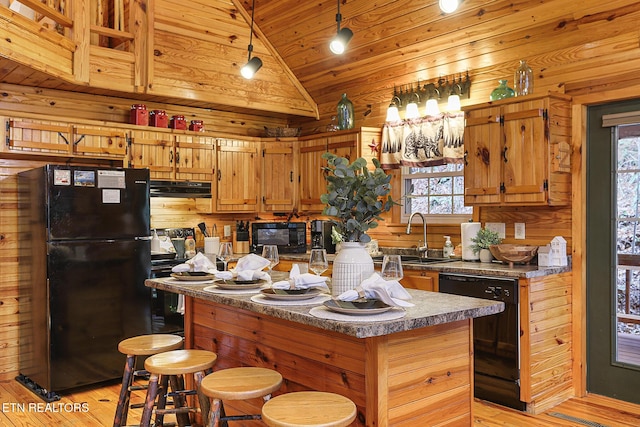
[{"left": 147, "top": 278, "right": 504, "bottom": 339}]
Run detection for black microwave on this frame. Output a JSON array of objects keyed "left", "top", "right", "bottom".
[{"left": 250, "top": 222, "right": 307, "bottom": 254}]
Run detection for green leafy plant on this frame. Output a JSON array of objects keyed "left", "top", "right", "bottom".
[
  {"left": 470, "top": 227, "right": 502, "bottom": 254},
  {"left": 320, "top": 153, "right": 398, "bottom": 243}
]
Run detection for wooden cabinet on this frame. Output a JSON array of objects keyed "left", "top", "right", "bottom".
[
  {"left": 298, "top": 127, "right": 381, "bottom": 212},
  {"left": 463, "top": 93, "right": 572, "bottom": 206},
  {"left": 261, "top": 140, "right": 296, "bottom": 213},
  {"left": 129, "top": 129, "right": 215, "bottom": 182},
  {"left": 402, "top": 269, "right": 439, "bottom": 292},
  {"left": 215, "top": 138, "right": 260, "bottom": 212},
  {"left": 2, "top": 116, "right": 126, "bottom": 161}
]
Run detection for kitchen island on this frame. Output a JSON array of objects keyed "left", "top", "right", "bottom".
[{"left": 146, "top": 275, "right": 503, "bottom": 426}]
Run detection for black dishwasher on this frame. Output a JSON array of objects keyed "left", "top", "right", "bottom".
[{"left": 439, "top": 273, "right": 526, "bottom": 411}]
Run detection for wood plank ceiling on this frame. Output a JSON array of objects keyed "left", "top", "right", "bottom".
[{"left": 2, "top": 0, "right": 640, "bottom": 130}]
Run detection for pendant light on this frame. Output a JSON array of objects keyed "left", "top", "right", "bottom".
[
  {"left": 329, "top": 0, "right": 353, "bottom": 55},
  {"left": 439, "top": 0, "right": 461, "bottom": 13},
  {"left": 240, "top": 0, "right": 262, "bottom": 79}
]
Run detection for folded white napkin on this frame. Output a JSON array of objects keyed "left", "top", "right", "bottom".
[
  {"left": 272, "top": 264, "right": 329, "bottom": 291},
  {"left": 337, "top": 273, "right": 414, "bottom": 308},
  {"left": 171, "top": 252, "right": 217, "bottom": 273},
  {"left": 214, "top": 253, "right": 270, "bottom": 281}
]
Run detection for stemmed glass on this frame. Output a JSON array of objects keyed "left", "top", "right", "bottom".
[
  {"left": 219, "top": 242, "right": 233, "bottom": 272},
  {"left": 309, "top": 249, "right": 329, "bottom": 276},
  {"left": 261, "top": 245, "right": 279, "bottom": 279},
  {"left": 381, "top": 255, "right": 403, "bottom": 281}
]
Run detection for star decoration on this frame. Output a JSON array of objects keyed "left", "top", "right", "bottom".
[{"left": 368, "top": 139, "right": 379, "bottom": 154}]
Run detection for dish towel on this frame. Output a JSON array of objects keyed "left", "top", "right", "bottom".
[
  {"left": 214, "top": 253, "right": 271, "bottom": 281},
  {"left": 171, "top": 252, "right": 217, "bottom": 273},
  {"left": 337, "top": 273, "right": 414, "bottom": 308},
  {"left": 271, "top": 264, "right": 329, "bottom": 291}
]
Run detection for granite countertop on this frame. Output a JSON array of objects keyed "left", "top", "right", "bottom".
[
  {"left": 276, "top": 251, "right": 571, "bottom": 279},
  {"left": 146, "top": 273, "right": 504, "bottom": 339}
]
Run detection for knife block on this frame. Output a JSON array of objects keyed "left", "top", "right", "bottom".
[{"left": 233, "top": 232, "right": 250, "bottom": 254}]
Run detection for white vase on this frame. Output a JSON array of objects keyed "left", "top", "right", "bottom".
[
  {"left": 479, "top": 248, "right": 493, "bottom": 263},
  {"left": 331, "top": 242, "right": 374, "bottom": 297}
]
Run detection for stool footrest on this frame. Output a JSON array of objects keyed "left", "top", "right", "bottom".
[
  {"left": 166, "top": 389, "right": 197, "bottom": 397},
  {"left": 222, "top": 414, "right": 262, "bottom": 422},
  {"left": 155, "top": 407, "right": 198, "bottom": 416},
  {"left": 129, "top": 384, "right": 148, "bottom": 391}
]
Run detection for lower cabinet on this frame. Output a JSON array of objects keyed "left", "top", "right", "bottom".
[{"left": 401, "top": 269, "right": 439, "bottom": 292}]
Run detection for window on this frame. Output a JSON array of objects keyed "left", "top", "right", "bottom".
[{"left": 401, "top": 163, "right": 472, "bottom": 223}]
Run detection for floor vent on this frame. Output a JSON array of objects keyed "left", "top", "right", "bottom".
[{"left": 547, "top": 412, "right": 610, "bottom": 427}]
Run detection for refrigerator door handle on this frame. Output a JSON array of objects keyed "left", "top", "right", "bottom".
[{"left": 136, "top": 236, "right": 153, "bottom": 241}]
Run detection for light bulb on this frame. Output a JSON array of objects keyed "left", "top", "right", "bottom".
[
  {"left": 439, "top": 0, "right": 460, "bottom": 13},
  {"left": 405, "top": 102, "right": 420, "bottom": 120},
  {"left": 425, "top": 99, "right": 441, "bottom": 116},
  {"left": 447, "top": 94, "right": 461, "bottom": 111},
  {"left": 329, "top": 28, "right": 353, "bottom": 55},
  {"left": 240, "top": 57, "right": 262, "bottom": 79},
  {"left": 386, "top": 104, "right": 401, "bottom": 122}
]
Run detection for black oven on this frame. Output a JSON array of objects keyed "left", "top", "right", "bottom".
[
  {"left": 149, "top": 228, "right": 223, "bottom": 335},
  {"left": 250, "top": 222, "right": 307, "bottom": 254},
  {"left": 439, "top": 273, "right": 525, "bottom": 411}
]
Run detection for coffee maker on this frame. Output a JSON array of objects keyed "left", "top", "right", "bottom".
[{"left": 310, "top": 220, "right": 336, "bottom": 254}]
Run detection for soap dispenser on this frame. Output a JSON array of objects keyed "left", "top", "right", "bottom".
[
  {"left": 443, "top": 236, "right": 454, "bottom": 258},
  {"left": 151, "top": 229, "right": 161, "bottom": 252}
]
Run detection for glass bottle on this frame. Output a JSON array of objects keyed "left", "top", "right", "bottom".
[
  {"left": 490, "top": 79, "right": 515, "bottom": 101},
  {"left": 514, "top": 59, "right": 533, "bottom": 96},
  {"left": 336, "top": 93, "right": 354, "bottom": 130}
]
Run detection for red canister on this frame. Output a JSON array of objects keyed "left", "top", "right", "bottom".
[
  {"left": 170, "top": 115, "right": 187, "bottom": 130},
  {"left": 130, "top": 104, "right": 148, "bottom": 126},
  {"left": 149, "top": 110, "right": 168, "bottom": 128},
  {"left": 189, "top": 120, "right": 204, "bottom": 132}
]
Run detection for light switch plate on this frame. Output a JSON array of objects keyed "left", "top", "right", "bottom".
[
  {"left": 485, "top": 222, "right": 506, "bottom": 239},
  {"left": 223, "top": 225, "right": 232, "bottom": 237},
  {"left": 514, "top": 223, "right": 526, "bottom": 239}
]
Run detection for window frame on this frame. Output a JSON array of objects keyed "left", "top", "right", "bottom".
[{"left": 400, "top": 164, "right": 472, "bottom": 224}]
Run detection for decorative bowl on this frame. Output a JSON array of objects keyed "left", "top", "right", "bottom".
[{"left": 489, "top": 244, "right": 538, "bottom": 267}]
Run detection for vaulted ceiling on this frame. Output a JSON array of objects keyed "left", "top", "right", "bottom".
[{"left": 2, "top": 0, "right": 640, "bottom": 132}]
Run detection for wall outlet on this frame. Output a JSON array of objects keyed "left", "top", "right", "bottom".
[
  {"left": 514, "top": 223, "right": 526, "bottom": 239},
  {"left": 485, "top": 222, "right": 506, "bottom": 239},
  {"left": 223, "top": 225, "right": 232, "bottom": 237}
]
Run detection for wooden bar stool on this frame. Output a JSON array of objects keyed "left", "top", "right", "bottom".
[
  {"left": 140, "top": 349, "right": 218, "bottom": 427},
  {"left": 261, "top": 391, "right": 357, "bottom": 427},
  {"left": 113, "top": 334, "right": 183, "bottom": 427},
  {"left": 200, "top": 367, "right": 283, "bottom": 426}
]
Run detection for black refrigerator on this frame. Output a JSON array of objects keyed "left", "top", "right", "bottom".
[{"left": 17, "top": 165, "right": 152, "bottom": 400}]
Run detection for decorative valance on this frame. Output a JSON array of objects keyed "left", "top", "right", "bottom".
[{"left": 380, "top": 112, "right": 465, "bottom": 169}]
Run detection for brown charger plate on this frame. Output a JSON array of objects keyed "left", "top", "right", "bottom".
[
  {"left": 215, "top": 279, "right": 266, "bottom": 290},
  {"left": 323, "top": 299, "right": 393, "bottom": 315},
  {"left": 260, "top": 288, "right": 324, "bottom": 301},
  {"left": 170, "top": 272, "right": 215, "bottom": 281}
]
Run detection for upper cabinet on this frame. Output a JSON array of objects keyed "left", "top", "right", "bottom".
[
  {"left": 215, "top": 138, "right": 260, "bottom": 212},
  {"left": 128, "top": 129, "right": 215, "bottom": 182},
  {"left": 261, "top": 140, "right": 297, "bottom": 213},
  {"left": 297, "top": 128, "right": 382, "bottom": 213},
  {"left": 463, "top": 93, "right": 572, "bottom": 206},
  {"left": 2, "top": 115, "right": 126, "bottom": 161}
]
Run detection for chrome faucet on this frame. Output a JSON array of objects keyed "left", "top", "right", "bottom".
[{"left": 406, "top": 212, "right": 428, "bottom": 257}]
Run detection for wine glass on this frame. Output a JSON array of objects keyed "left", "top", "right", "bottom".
[
  {"left": 381, "top": 255, "right": 403, "bottom": 281},
  {"left": 219, "top": 242, "right": 233, "bottom": 272},
  {"left": 309, "top": 249, "right": 329, "bottom": 276},
  {"left": 261, "top": 245, "right": 279, "bottom": 278}
]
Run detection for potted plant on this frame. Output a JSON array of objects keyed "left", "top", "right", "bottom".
[
  {"left": 320, "top": 152, "right": 397, "bottom": 295},
  {"left": 470, "top": 227, "right": 502, "bottom": 262}
]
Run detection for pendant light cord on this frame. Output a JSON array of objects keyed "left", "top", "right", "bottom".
[
  {"left": 247, "top": 0, "right": 256, "bottom": 62},
  {"left": 335, "top": 0, "right": 342, "bottom": 32}
]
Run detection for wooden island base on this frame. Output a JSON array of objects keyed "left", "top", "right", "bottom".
[{"left": 185, "top": 297, "right": 474, "bottom": 426}]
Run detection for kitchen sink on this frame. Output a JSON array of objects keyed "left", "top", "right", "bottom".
[{"left": 371, "top": 255, "right": 458, "bottom": 265}]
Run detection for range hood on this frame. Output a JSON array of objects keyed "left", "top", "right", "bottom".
[{"left": 149, "top": 180, "right": 212, "bottom": 198}]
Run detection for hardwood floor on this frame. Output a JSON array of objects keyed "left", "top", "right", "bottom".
[{"left": 1, "top": 379, "right": 639, "bottom": 426}]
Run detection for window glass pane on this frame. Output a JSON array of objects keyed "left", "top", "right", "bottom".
[
  {"left": 454, "top": 196, "right": 472, "bottom": 214},
  {"left": 430, "top": 196, "right": 452, "bottom": 214},
  {"left": 617, "top": 172, "right": 639, "bottom": 219},
  {"left": 453, "top": 175, "right": 465, "bottom": 194},
  {"left": 430, "top": 177, "right": 452, "bottom": 195}
]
